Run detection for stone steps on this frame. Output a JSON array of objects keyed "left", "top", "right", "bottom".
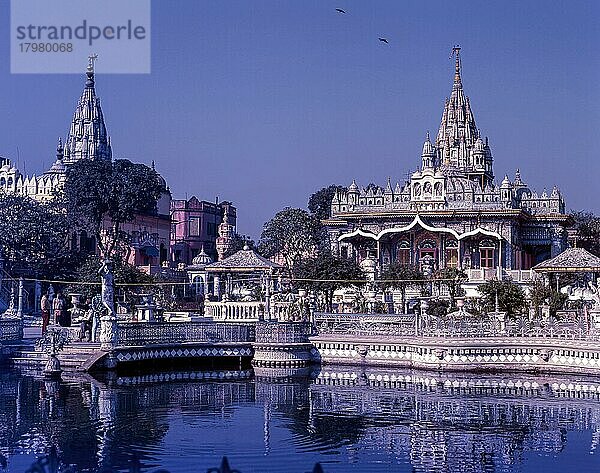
[{"left": 10, "top": 342, "right": 102, "bottom": 371}]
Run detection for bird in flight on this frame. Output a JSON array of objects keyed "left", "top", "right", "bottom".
[
  {"left": 378, "top": 37, "right": 389, "bottom": 44},
  {"left": 335, "top": 8, "right": 346, "bottom": 14}
]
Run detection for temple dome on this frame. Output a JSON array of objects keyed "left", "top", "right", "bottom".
[
  {"left": 192, "top": 247, "right": 213, "bottom": 266},
  {"left": 45, "top": 158, "right": 66, "bottom": 175}
]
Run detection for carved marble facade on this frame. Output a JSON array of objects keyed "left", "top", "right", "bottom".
[{"left": 326, "top": 49, "right": 569, "bottom": 275}]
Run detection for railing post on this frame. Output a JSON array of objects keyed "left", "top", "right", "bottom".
[{"left": 17, "top": 277, "right": 24, "bottom": 320}]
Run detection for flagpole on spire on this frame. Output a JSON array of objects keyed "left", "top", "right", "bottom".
[{"left": 450, "top": 45, "right": 461, "bottom": 88}]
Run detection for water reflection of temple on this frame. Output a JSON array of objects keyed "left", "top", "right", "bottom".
[{"left": 0, "top": 367, "right": 599, "bottom": 472}]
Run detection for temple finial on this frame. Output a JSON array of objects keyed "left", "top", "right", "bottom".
[
  {"left": 56, "top": 138, "right": 64, "bottom": 160},
  {"left": 451, "top": 45, "right": 461, "bottom": 87},
  {"left": 86, "top": 54, "right": 98, "bottom": 88},
  {"left": 87, "top": 53, "right": 98, "bottom": 73}
]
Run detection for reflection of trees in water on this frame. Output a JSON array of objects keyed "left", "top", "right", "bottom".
[
  {"left": 2, "top": 368, "right": 600, "bottom": 473},
  {"left": 0, "top": 371, "right": 257, "bottom": 472}
]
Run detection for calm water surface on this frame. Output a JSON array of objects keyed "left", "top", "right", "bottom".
[{"left": 1, "top": 365, "right": 599, "bottom": 472}]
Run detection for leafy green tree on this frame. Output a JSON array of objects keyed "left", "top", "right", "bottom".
[
  {"left": 258, "top": 207, "right": 327, "bottom": 274},
  {"left": 477, "top": 280, "right": 526, "bottom": 317},
  {"left": 570, "top": 211, "right": 600, "bottom": 256},
  {"left": 64, "top": 159, "right": 164, "bottom": 259},
  {"left": 223, "top": 233, "right": 256, "bottom": 259},
  {"left": 0, "top": 192, "right": 75, "bottom": 277},
  {"left": 528, "top": 280, "right": 568, "bottom": 317},
  {"left": 308, "top": 185, "right": 346, "bottom": 220},
  {"left": 294, "top": 252, "right": 365, "bottom": 312},
  {"left": 379, "top": 263, "right": 425, "bottom": 314},
  {"left": 69, "top": 255, "right": 153, "bottom": 303},
  {"left": 433, "top": 267, "right": 467, "bottom": 308},
  {"left": 426, "top": 298, "right": 450, "bottom": 317}
]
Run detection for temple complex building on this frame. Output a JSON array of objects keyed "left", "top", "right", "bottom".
[
  {"left": 325, "top": 48, "right": 570, "bottom": 281},
  {"left": 0, "top": 56, "right": 171, "bottom": 274}
]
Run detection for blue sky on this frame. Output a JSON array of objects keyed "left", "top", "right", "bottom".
[{"left": 0, "top": 0, "right": 599, "bottom": 238}]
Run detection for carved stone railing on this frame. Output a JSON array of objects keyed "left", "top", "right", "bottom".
[
  {"left": 255, "top": 321, "right": 312, "bottom": 344},
  {"left": 116, "top": 322, "right": 255, "bottom": 347},
  {"left": 204, "top": 301, "right": 264, "bottom": 322},
  {"left": 465, "top": 268, "right": 537, "bottom": 283},
  {"left": 313, "top": 312, "right": 600, "bottom": 341},
  {"left": 0, "top": 317, "right": 22, "bottom": 342},
  {"left": 204, "top": 300, "right": 295, "bottom": 322},
  {"left": 314, "top": 313, "right": 416, "bottom": 337}
]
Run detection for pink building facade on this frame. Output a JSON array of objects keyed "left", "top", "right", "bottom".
[{"left": 171, "top": 197, "right": 237, "bottom": 265}]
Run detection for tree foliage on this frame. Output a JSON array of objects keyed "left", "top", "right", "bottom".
[
  {"left": 528, "top": 280, "right": 568, "bottom": 317},
  {"left": 477, "top": 280, "right": 526, "bottom": 317},
  {"left": 64, "top": 159, "right": 164, "bottom": 259},
  {"left": 69, "top": 255, "right": 153, "bottom": 301},
  {"left": 0, "top": 192, "right": 76, "bottom": 277},
  {"left": 308, "top": 185, "right": 346, "bottom": 220},
  {"left": 223, "top": 233, "right": 256, "bottom": 259},
  {"left": 294, "top": 252, "right": 365, "bottom": 312},
  {"left": 433, "top": 267, "right": 467, "bottom": 308},
  {"left": 379, "top": 263, "right": 425, "bottom": 313},
  {"left": 258, "top": 207, "right": 326, "bottom": 273},
  {"left": 570, "top": 211, "right": 600, "bottom": 256}
]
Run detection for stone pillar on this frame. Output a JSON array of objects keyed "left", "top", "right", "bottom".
[
  {"left": 213, "top": 275, "right": 221, "bottom": 299},
  {"left": 17, "top": 277, "right": 24, "bottom": 319},
  {"left": 203, "top": 276, "right": 209, "bottom": 299},
  {"left": 34, "top": 280, "right": 42, "bottom": 314},
  {"left": 265, "top": 273, "right": 272, "bottom": 320}
]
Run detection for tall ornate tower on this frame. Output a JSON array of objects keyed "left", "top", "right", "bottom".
[
  {"left": 215, "top": 211, "right": 235, "bottom": 261},
  {"left": 435, "top": 47, "right": 494, "bottom": 189},
  {"left": 62, "top": 54, "right": 112, "bottom": 164}
]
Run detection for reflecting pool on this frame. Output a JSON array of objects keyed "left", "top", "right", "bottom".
[{"left": 1, "top": 365, "right": 599, "bottom": 472}]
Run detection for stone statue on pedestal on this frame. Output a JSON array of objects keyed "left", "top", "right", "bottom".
[{"left": 98, "top": 259, "right": 118, "bottom": 350}]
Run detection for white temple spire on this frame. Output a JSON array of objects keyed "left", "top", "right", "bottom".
[{"left": 63, "top": 54, "right": 112, "bottom": 164}]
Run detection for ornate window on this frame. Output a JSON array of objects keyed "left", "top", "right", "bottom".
[
  {"left": 434, "top": 182, "right": 442, "bottom": 196},
  {"left": 0, "top": 177, "right": 5, "bottom": 187},
  {"left": 423, "top": 182, "right": 432, "bottom": 196},
  {"left": 189, "top": 217, "right": 201, "bottom": 236},
  {"left": 413, "top": 183, "right": 421, "bottom": 197},
  {"left": 396, "top": 240, "right": 411, "bottom": 265},
  {"left": 445, "top": 239, "right": 458, "bottom": 268},
  {"left": 479, "top": 239, "right": 496, "bottom": 269}
]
